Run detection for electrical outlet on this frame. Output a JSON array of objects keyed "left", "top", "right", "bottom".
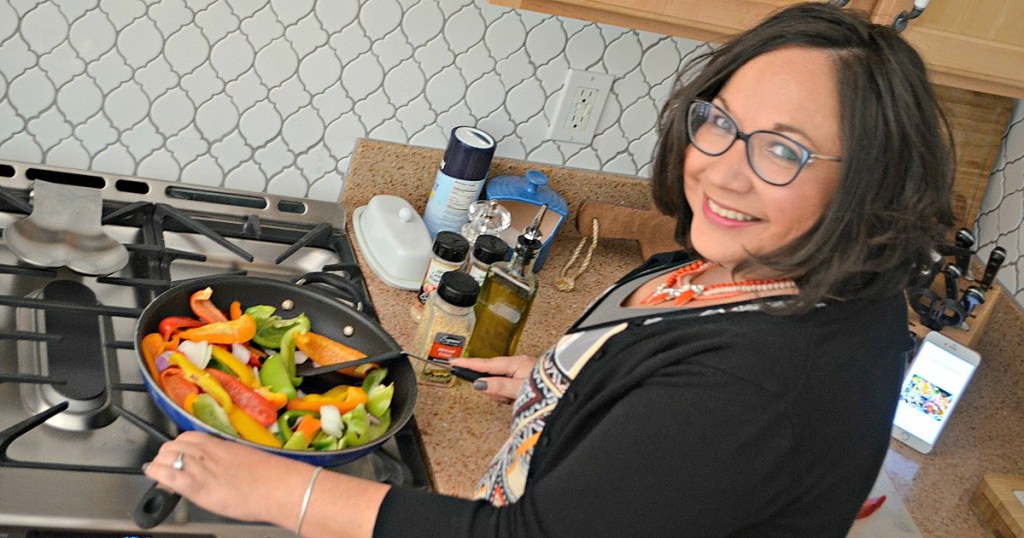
[{"left": 548, "top": 69, "right": 614, "bottom": 144}]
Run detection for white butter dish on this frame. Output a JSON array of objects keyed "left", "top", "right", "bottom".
[{"left": 353, "top": 195, "right": 432, "bottom": 290}]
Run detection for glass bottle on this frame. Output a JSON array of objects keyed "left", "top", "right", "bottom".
[
  {"left": 412, "top": 271, "right": 480, "bottom": 386},
  {"left": 465, "top": 234, "right": 510, "bottom": 287},
  {"left": 466, "top": 205, "right": 546, "bottom": 359}
]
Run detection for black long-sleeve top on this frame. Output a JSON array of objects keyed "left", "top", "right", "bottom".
[{"left": 375, "top": 254, "right": 910, "bottom": 537}]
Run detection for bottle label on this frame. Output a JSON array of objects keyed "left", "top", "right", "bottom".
[
  {"left": 468, "top": 264, "right": 488, "bottom": 286},
  {"left": 419, "top": 332, "right": 466, "bottom": 386},
  {"left": 417, "top": 260, "right": 460, "bottom": 304},
  {"left": 422, "top": 170, "right": 485, "bottom": 237}
]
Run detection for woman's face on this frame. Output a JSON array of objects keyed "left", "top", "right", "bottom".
[{"left": 683, "top": 46, "right": 843, "bottom": 273}]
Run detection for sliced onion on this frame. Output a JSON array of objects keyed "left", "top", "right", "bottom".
[
  {"left": 320, "top": 405, "right": 343, "bottom": 438},
  {"left": 294, "top": 350, "right": 309, "bottom": 365},
  {"left": 154, "top": 351, "right": 175, "bottom": 373},
  {"left": 231, "top": 343, "right": 250, "bottom": 364},
  {"left": 177, "top": 340, "right": 211, "bottom": 369}
]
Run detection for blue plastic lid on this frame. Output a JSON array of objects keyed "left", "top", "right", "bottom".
[{"left": 485, "top": 170, "right": 568, "bottom": 216}]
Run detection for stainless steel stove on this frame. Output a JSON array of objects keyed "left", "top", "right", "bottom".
[{"left": 0, "top": 160, "right": 430, "bottom": 537}]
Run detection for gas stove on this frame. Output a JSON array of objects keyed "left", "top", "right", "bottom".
[{"left": 0, "top": 160, "right": 430, "bottom": 537}]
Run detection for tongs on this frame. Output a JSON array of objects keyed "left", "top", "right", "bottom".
[{"left": 295, "top": 350, "right": 485, "bottom": 381}]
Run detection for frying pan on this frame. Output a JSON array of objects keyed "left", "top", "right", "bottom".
[{"left": 131, "top": 274, "right": 416, "bottom": 528}]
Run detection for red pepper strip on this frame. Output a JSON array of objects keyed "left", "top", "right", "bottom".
[
  {"left": 205, "top": 368, "right": 278, "bottom": 427},
  {"left": 244, "top": 343, "right": 267, "bottom": 367},
  {"left": 177, "top": 314, "right": 257, "bottom": 345},
  {"left": 160, "top": 367, "right": 200, "bottom": 413},
  {"left": 158, "top": 316, "right": 204, "bottom": 340},
  {"left": 140, "top": 333, "right": 167, "bottom": 382},
  {"left": 229, "top": 301, "right": 242, "bottom": 321},
  {"left": 189, "top": 287, "right": 228, "bottom": 324},
  {"left": 286, "top": 386, "right": 368, "bottom": 415},
  {"left": 856, "top": 495, "right": 886, "bottom": 519}
]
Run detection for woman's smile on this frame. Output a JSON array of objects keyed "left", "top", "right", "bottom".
[{"left": 704, "top": 197, "right": 760, "bottom": 225}]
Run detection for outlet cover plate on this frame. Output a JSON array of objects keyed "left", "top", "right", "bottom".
[{"left": 548, "top": 69, "right": 614, "bottom": 144}]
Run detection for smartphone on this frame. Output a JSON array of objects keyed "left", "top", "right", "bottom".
[{"left": 892, "top": 331, "right": 981, "bottom": 454}]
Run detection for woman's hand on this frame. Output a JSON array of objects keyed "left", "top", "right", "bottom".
[
  {"left": 143, "top": 431, "right": 308, "bottom": 527},
  {"left": 450, "top": 355, "right": 536, "bottom": 403}
]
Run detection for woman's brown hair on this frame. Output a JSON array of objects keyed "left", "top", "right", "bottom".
[{"left": 652, "top": 2, "right": 954, "bottom": 311}]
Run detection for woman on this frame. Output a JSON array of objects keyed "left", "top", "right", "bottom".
[{"left": 144, "top": 3, "right": 952, "bottom": 536}]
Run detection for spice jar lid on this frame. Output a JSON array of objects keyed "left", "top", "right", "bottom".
[
  {"left": 472, "top": 234, "right": 510, "bottom": 265},
  {"left": 433, "top": 231, "right": 469, "bottom": 262},
  {"left": 437, "top": 271, "right": 480, "bottom": 307}
]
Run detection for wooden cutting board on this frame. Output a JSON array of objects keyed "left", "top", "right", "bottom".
[
  {"left": 575, "top": 200, "right": 684, "bottom": 260},
  {"left": 971, "top": 474, "right": 1024, "bottom": 537}
]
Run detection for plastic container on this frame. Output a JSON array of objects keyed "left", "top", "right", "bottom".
[
  {"left": 416, "top": 231, "right": 470, "bottom": 306},
  {"left": 422, "top": 126, "right": 496, "bottom": 237},
  {"left": 412, "top": 271, "right": 480, "bottom": 386},
  {"left": 352, "top": 195, "right": 432, "bottom": 290},
  {"left": 484, "top": 170, "right": 567, "bottom": 272},
  {"left": 465, "top": 234, "right": 510, "bottom": 286}
]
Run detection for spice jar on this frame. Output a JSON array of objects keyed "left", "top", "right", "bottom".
[
  {"left": 412, "top": 271, "right": 480, "bottom": 386},
  {"left": 416, "top": 231, "right": 469, "bottom": 306},
  {"left": 465, "top": 234, "right": 509, "bottom": 287}
]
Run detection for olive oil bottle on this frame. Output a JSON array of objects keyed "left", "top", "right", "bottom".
[{"left": 466, "top": 205, "right": 546, "bottom": 358}]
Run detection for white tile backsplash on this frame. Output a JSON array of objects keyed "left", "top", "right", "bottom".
[{"left": 1, "top": 0, "right": 1022, "bottom": 308}]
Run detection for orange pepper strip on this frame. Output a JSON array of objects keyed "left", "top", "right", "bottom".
[
  {"left": 189, "top": 287, "right": 228, "bottom": 324},
  {"left": 178, "top": 314, "right": 257, "bottom": 345},
  {"left": 286, "top": 386, "right": 368, "bottom": 415},
  {"left": 293, "top": 331, "right": 378, "bottom": 378},
  {"left": 294, "top": 415, "right": 322, "bottom": 442},
  {"left": 229, "top": 301, "right": 242, "bottom": 321},
  {"left": 140, "top": 333, "right": 166, "bottom": 382}
]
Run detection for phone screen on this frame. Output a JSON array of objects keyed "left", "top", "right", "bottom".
[{"left": 892, "top": 340, "right": 978, "bottom": 445}]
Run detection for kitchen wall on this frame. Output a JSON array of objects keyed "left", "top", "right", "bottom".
[{"left": 0, "top": 0, "right": 1022, "bottom": 306}]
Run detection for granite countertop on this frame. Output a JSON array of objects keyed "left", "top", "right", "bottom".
[{"left": 343, "top": 139, "right": 1024, "bottom": 536}]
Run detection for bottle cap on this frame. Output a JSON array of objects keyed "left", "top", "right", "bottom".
[
  {"left": 437, "top": 271, "right": 480, "bottom": 307},
  {"left": 440, "top": 127, "right": 496, "bottom": 181},
  {"left": 432, "top": 231, "right": 469, "bottom": 262},
  {"left": 472, "top": 234, "right": 510, "bottom": 265}
]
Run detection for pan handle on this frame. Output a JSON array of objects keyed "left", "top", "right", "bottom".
[
  {"left": 133, "top": 482, "right": 181, "bottom": 529},
  {"left": 295, "top": 271, "right": 366, "bottom": 313}
]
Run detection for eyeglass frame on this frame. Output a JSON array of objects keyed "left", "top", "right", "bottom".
[{"left": 685, "top": 99, "right": 843, "bottom": 186}]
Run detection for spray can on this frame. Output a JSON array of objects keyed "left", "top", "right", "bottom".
[{"left": 422, "top": 126, "right": 496, "bottom": 237}]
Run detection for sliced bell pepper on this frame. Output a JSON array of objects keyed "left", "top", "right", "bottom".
[
  {"left": 158, "top": 316, "right": 204, "bottom": 340},
  {"left": 366, "top": 383, "right": 394, "bottom": 419},
  {"left": 247, "top": 306, "right": 312, "bottom": 350},
  {"left": 190, "top": 287, "right": 228, "bottom": 324},
  {"left": 361, "top": 367, "right": 388, "bottom": 393},
  {"left": 286, "top": 385, "right": 368, "bottom": 415},
  {"left": 254, "top": 385, "right": 289, "bottom": 410},
  {"left": 167, "top": 352, "right": 233, "bottom": 412},
  {"left": 283, "top": 415, "right": 321, "bottom": 451},
  {"left": 206, "top": 368, "right": 278, "bottom": 427},
  {"left": 311, "top": 431, "right": 339, "bottom": 451},
  {"left": 177, "top": 314, "right": 257, "bottom": 345},
  {"left": 140, "top": 332, "right": 167, "bottom": 382},
  {"left": 192, "top": 393, "right": 237, "bottom": 436},
  {"left": 209, "top": 344, "right": 256, "bottom": 387},
  {"left": 293, "top": 331, "right": 377, "bottom": 378},
  {"left": 259, "top": 354, "right": 297, "bottom": 400},
  {"left": 227, "top": 406, "right": 282, "bottom": 448},
  {"left": 277, "top": 409, "right": 315, "bottom": 443},
  {"left": 342, "top": 404, "right": 370, "bottom": 447},
  {"left": 229, "top": 300, "right": 242, "bottom": 321},
  {"left": 160, "top": 367, "right": 200, "bottom": 411}
]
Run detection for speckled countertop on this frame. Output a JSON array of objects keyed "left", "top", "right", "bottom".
[{"left": 343, "top": 139, "right": 1024, "bottom": 536}]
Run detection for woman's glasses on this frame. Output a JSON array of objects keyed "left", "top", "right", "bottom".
[{"left": 686, "top": 100, "right": 842, "bottom": 186}]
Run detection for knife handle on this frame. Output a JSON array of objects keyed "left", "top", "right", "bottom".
[
  {"left": 954, "top": 228, "right": 975, "bottom": 276},
  {"left": 943, "top": 263, "right": 961, "bottom": 300},
  {"left": 980, "top": 247, "right": 1006, "bottom": 290}
]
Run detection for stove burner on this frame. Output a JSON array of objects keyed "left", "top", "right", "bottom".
[{"left": 16, "top": 280, "right": 119, "bottom": 431}]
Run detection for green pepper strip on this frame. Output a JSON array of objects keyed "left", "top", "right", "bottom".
[{"left": 259, "top": 354, "right": 297, "bottom": 400}]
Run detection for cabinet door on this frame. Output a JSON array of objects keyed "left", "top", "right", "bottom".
[
  {"left": 872, "top": 0, "right": 1024, "bottom": 98},
  {"left": 489, "top": 0, "right": 878, "bottom": 44}
]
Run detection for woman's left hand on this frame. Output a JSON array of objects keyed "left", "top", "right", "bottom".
[{"left": 143, "top": 431, "right": 311, "bottom": 527}]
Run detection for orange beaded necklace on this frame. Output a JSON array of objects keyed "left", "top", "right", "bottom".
[{"left": 638, "top": 260, "right": 797, "bottom": 306}]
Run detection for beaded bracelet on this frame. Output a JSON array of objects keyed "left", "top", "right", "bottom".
[{"left": 296, "top": 466, "right": 323, "bottom": 536}]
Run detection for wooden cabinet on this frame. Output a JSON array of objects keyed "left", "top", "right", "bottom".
[{"left": 489, "top": 0, "right": 1024, "bottom": 99}]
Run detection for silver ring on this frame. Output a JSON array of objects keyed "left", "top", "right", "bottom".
[{"left": 172, "top": 451, "right": 185, "bottom": 471}]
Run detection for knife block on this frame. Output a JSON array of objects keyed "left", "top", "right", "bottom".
[
  {"left": 906, "top": 266, "right": 1000, "bottom": 349},
  {"left": 971, "top": 474, "right": 1024, "bottom": 537}
]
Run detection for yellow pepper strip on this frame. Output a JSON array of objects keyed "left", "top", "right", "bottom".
[
  {"left": 210, "top": 345, "right": 256, "bottom": 387},
  {"left": 253, "top": 386, "right": 289, "bottom": 410},
  {"left": 178, "top": 314, "right": 257, "bottom": 345},
  {"left": 227, "top": 407, "right": 283, "bottom": 448},
  {"left": 286, "top": 386, "right": 368, "bottom": 415},
  {"left": 140, "top": 333, "right": 166, "bottom": 382},
  {"left": 167, "top": 352, "right": 234, "bottom": 412}
]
